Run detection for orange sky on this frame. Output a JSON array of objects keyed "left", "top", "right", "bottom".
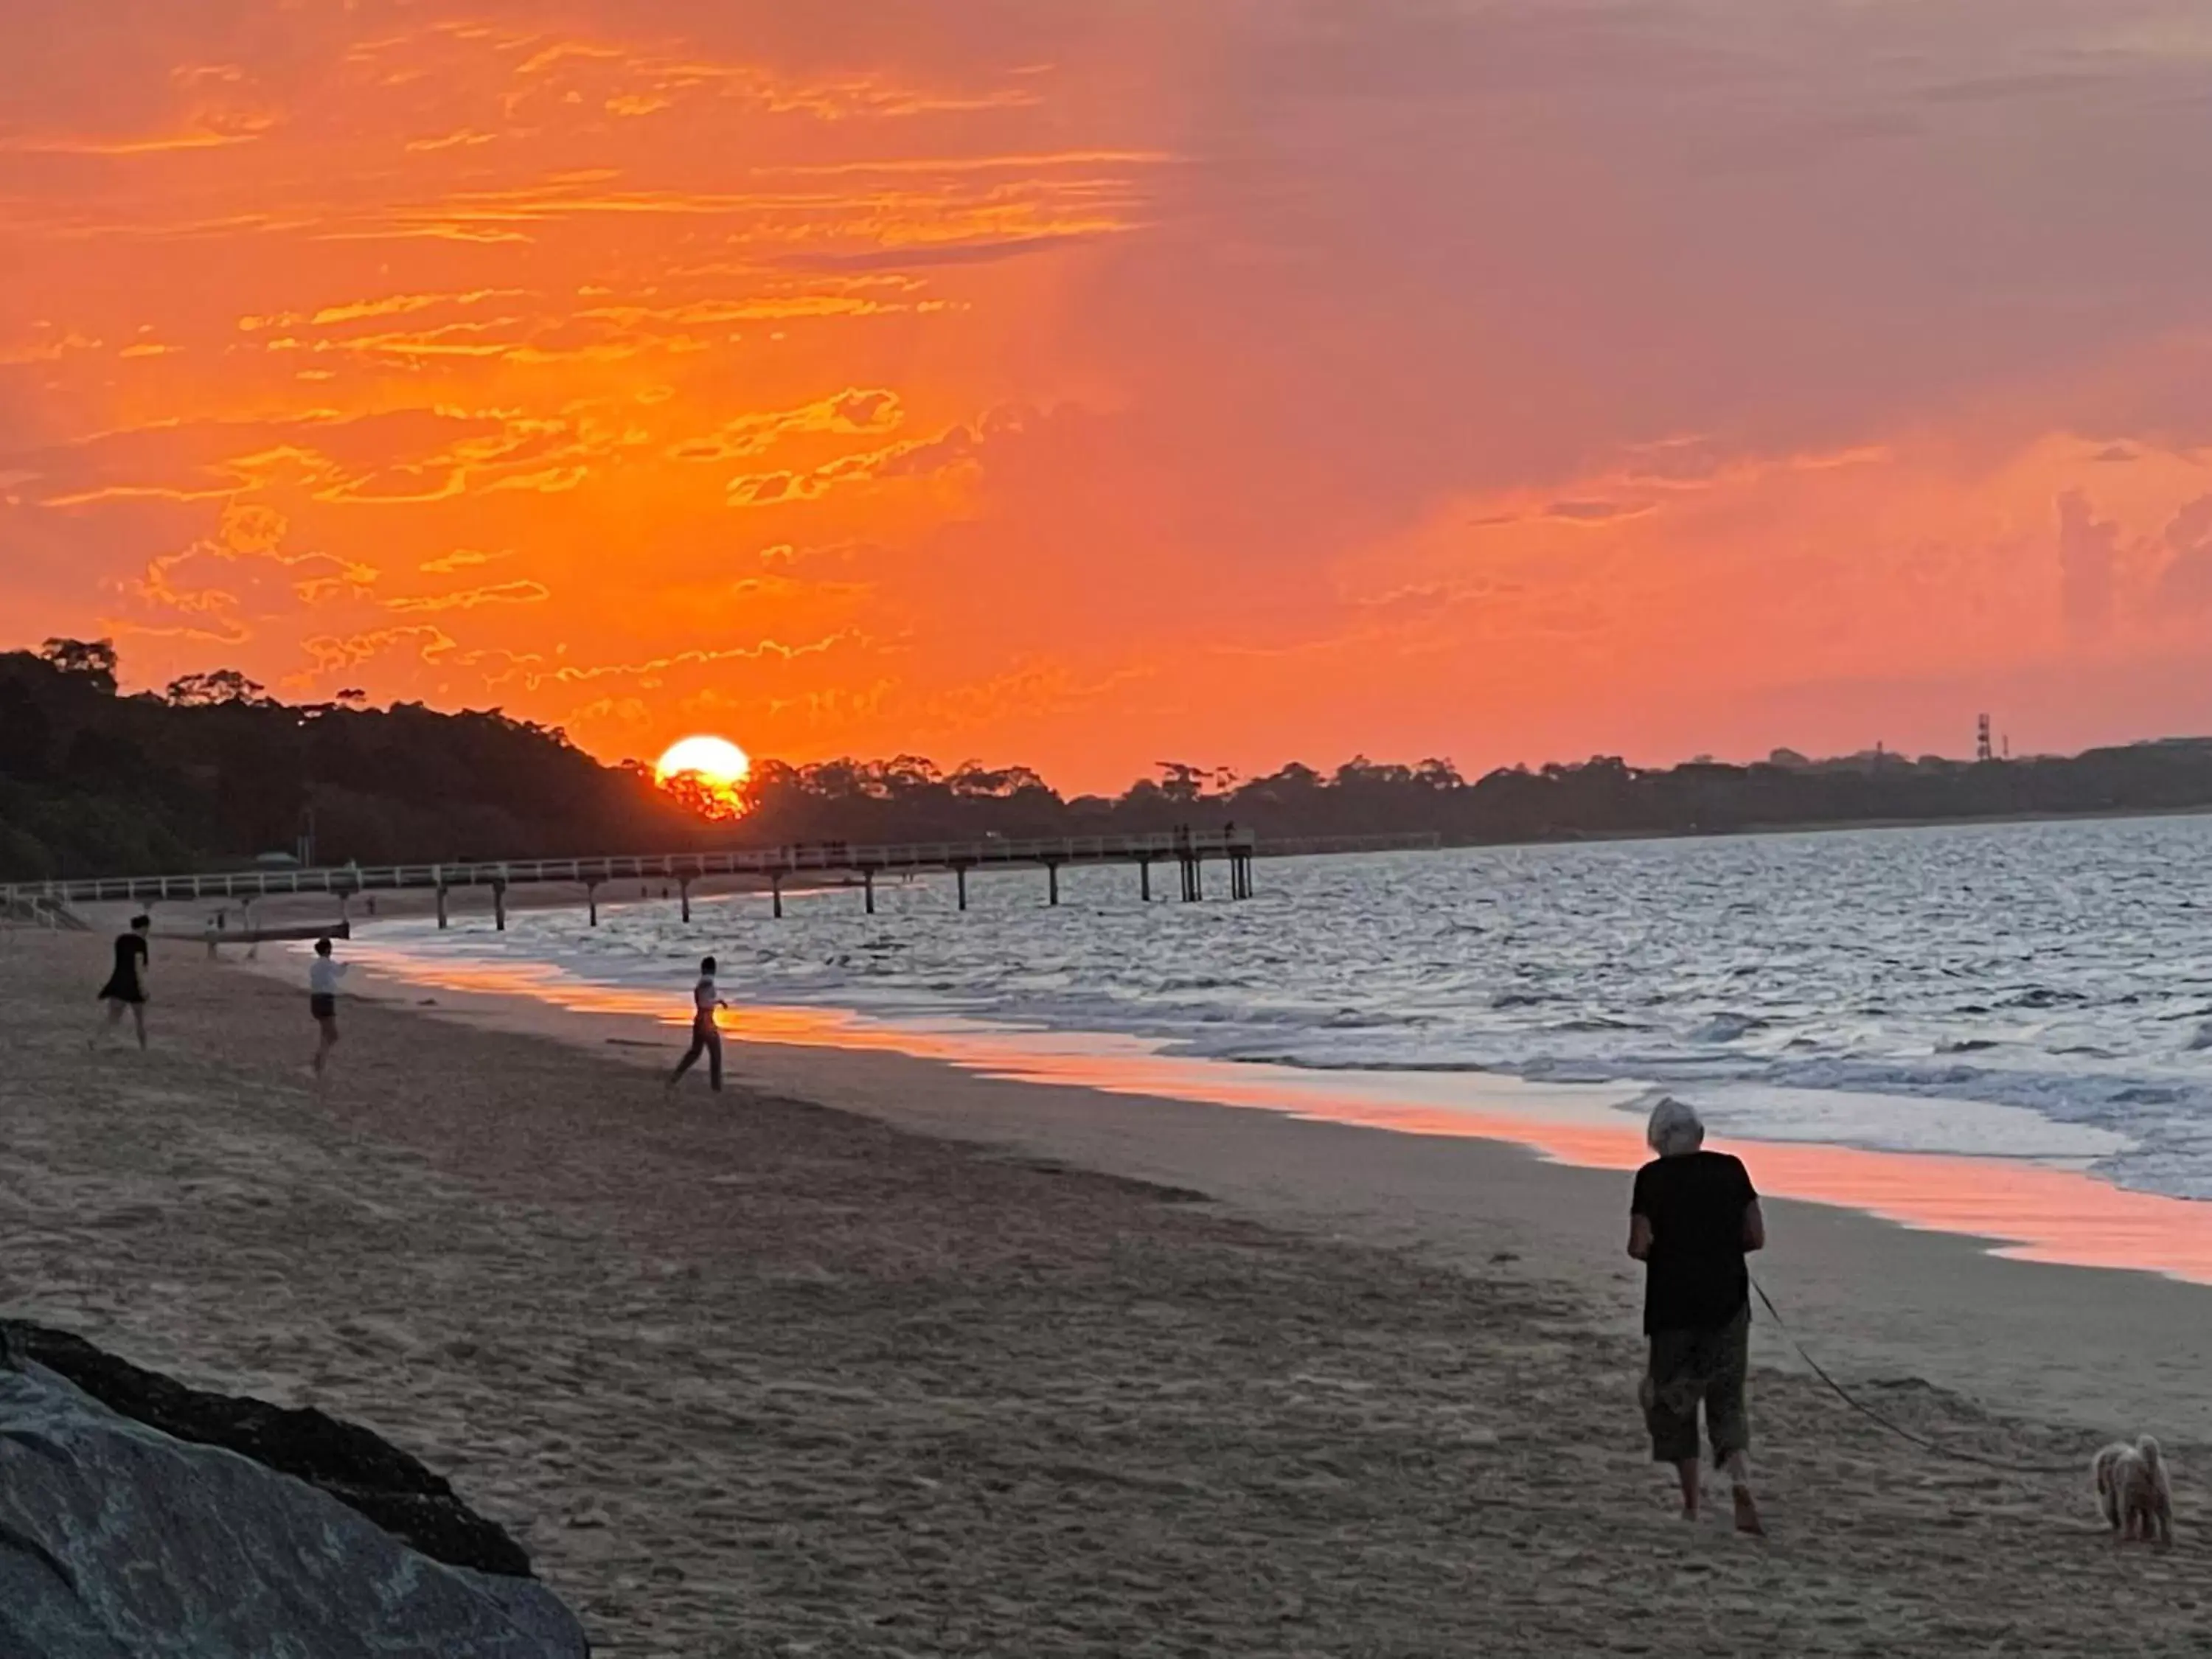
[{"left": 7, "top": 1, "right": 2212, "bottom": 790}]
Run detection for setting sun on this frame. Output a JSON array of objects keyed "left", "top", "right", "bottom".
[
  {"left": 653, "top": 735, "right": 753, "bottom": 820},
  {"left": 655, "top": 736, "right": 752, "bottom": 788}
]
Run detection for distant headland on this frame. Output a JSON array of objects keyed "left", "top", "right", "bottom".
[{"left": 10, "top": 638, "right": 2212, "bottom": 880}]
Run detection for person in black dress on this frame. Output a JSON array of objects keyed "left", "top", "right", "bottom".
[
  {"left": 1628, "top": 1097, "right": 1767, "bottom": 1534},
  {"left": 92, "top": 915, "right": 153, "bottom": 1051}
]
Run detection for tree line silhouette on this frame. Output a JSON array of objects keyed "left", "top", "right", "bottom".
[
  {"left": 0, "top": 641, "right": 698, "bottom": 879},
  {"left": 10, "top": 638, "right": 2212, "bottom": 881}
]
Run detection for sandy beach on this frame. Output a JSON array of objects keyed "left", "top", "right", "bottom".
[{"left": 5, "top": 928, "right": 2211, "bottom": 1655}]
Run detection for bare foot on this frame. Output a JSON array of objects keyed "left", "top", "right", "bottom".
[{"left": 1732, "top": 1488, "right": 1766, "bottom": 1537}]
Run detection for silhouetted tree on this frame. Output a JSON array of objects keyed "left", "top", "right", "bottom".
[
  {"left": 16, "top": 634, "right": 2212, "bottom": 883},
  {"left": 164, "top": 669, "right": 274, "bottom": 707},
  {"left": 39, "top": 637, "right": 118, "bottom": 695}
]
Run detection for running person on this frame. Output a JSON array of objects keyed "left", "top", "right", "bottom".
[
  {"left": 309, "top": 936, "right": 348, "bottom": 1077},
  {"left": 91, "top": 915, "right": 153, "bottom": 1050},
  {"left": 667, "top": 956, "right": 728, "bottom": 1093}
]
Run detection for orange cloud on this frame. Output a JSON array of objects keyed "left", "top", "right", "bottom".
[
  {"left": 12, "top": 1, "right": 2212, "bottom": 793},
  {"left": 385, "top": 580, "right": 551, "bottom": 614}
]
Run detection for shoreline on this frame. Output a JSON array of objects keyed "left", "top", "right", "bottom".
[
  {"left": 74, "top": 817, "right": 2212, "bottom": 1284},
  {"left": 309, "top": 928, "right": 2212, "bottom": 1292},
  {"left": 302, "top": 939, "right": 2212, "bottom": 1445},
  {"left": 1458, "top": 796, "right": 2212, "bottom": 851}
]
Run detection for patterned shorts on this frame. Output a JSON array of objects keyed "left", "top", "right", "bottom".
[{"left": 1640, "top": 1307, "right": 1750, "bottom": 1465}]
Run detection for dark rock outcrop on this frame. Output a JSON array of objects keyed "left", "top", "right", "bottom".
[
  {"left": 0, "top": 1329, "right": 588, "bottom": 1657},
  {"left": 1, "top": 1321, "right": 529, "bottom": 1577}
]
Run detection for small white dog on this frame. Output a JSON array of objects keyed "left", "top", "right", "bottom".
[{"left": 2094, "top": 1437, "right": 2173, "bottom": 1545}]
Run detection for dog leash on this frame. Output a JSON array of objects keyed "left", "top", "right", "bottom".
[{"left": 1750, "top": 1279, "right": 2084, "bottom": 1478}]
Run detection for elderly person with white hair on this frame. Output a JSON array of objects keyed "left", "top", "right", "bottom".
[{"left": 1628, "top": 1097, "right": 1767, "bottom": 1534}]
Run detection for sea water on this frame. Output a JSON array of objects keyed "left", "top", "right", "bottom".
[{"left": 351, "top": 815, "right": 2212, "bottom": 1200}]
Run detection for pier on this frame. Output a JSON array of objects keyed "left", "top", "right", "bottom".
[{"left": 1, "top": 832, "right": 1441, "bottom": 931}]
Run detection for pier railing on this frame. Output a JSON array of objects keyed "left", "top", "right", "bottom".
[
  {"left": 0, "top": 830, "right": 1439, "bottom": 910},
  {"left": 3, "top": 830, "right": 1443, "bottom": 930}
]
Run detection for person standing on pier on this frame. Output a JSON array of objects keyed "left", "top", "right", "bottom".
[
  {"left": 667, "top": 955, "right": 728, "bottom": 1093},
  {"left": 90, "top": 915, "right": 152, "bottom": 1051}
]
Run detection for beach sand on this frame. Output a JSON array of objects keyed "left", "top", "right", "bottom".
[{"left": 4, "top": 928, "right": 2210, "bottom": 1655}]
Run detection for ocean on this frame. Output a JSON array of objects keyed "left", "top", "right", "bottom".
[{"left": 344, "top": 815, "right": 2212, "bottom": 1202}]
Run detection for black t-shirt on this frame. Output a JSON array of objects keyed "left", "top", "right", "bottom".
[
  {"left": 1631, "top": 1151, "right": 1757, "bottom": 1335},
  {"left": 112, "top": 933, "right": 147, "bottom": 984}
]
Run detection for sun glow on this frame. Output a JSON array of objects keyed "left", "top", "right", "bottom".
[{"left": 654, "top": 735, "right": 753, "bottom": 816}]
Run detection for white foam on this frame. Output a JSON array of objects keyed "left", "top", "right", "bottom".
[{"left": 352, "top": 816, "right": 2212, "bottom": 1198}]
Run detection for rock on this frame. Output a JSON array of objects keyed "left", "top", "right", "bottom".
[
  {"left": 0, "top": 1348, "right": 588, "bottom": 1658},
  {"left": 1, "top": 1321, "right": 529, "bottom": 1577}
]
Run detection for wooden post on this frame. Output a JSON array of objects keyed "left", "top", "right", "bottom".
[
  {"left": 1046, "top": 861, "right": 1060, "bottom": 907},
  {"left": 1139, "top": 858, "right": 1152, "bottom": 902},
  {"left": 493, "top": 881, "right": 507, "bottom": 931},
  {"left": 587, "top": 882, "right": 599, "bottom": 927},
  {"left": 435, "top": 886, "right": 449, "bottom": 930},
  {"left": 863, "top": 870, "right": 876, "bottom": 915},
  {"left": 956, "top": 866, "right": 969, "bottom": 911},
  {"left": 680, "top": 879, "right": 692, "bottom": 924},
  {"left": 771, "top": 875, "right": 784, "bottom": 919}
]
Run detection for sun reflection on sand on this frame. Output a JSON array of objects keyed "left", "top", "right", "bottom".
[{"left": 344, "top": 945, "right": 2212, "bottom": 1288}]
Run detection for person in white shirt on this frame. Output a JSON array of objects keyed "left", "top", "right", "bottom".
[
  {"left": 309, "top": 936, "right": 349, "bottom": 1077},
  {"left": 667, "top": 955, "right": 728, "bottom": 1093}
]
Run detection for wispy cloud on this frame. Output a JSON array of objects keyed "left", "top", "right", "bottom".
[{"left": 385, "top": 579, "right": 551, "bottom": 613}]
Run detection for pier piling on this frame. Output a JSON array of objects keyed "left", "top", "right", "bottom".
[
  {"left": 1179, "top": 853, "right": 1203, "bottom": 902},
  {"left": 9, "top": 830, "right": 1441, "bottom": 942}
]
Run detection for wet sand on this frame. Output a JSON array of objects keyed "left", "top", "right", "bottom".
[
  {"left": 4, "top": 928, "right": 2210, "bottom": 1655},
  {"left": 316, "top": 933, "right": 2212, "bottom": 1444}
]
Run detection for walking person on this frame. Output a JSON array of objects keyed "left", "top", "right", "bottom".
[
  {"left": 667, "top": 955, "right": 728, "bottom": 1093},
  {"left": 308, "top": 936, "right": 348, "bottom": 1078},
  {"left": 1627, "top": 1097, "right": 1767, "bottom": 1534},
  {"left": 91, "top": 915, "right": 153, "bottom": 1050}
]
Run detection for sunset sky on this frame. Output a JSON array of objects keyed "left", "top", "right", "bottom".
[{"left": 7, "top": 1, "right": 2212, "bottom": 790}]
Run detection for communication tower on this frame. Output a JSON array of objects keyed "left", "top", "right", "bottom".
[{"left": 1976, "top": 714, "right": 1993, "bottom": 763}]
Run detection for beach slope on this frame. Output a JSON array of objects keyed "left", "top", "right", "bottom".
[{"left": 1, "top": 931, "right": 2204, "bottom": 1655}]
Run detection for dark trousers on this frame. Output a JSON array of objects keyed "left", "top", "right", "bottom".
[{"left": 672, "top": 1021, "right": 723, "bottom": 1091}]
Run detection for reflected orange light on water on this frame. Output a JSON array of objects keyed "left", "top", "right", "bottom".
[{"left": 348, "top": 947, "right": 2212, "bottom": 1287}]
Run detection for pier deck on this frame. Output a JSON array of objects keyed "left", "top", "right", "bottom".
[{"left": 2, "top": 832, "right": 1441, "bottom": 928}]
